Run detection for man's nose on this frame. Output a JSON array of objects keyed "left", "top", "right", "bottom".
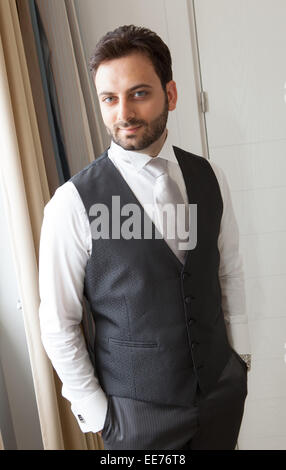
[{"left": 117, "top": 98, "right": 135, "bottom": 123}]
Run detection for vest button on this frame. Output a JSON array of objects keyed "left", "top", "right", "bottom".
[
  {"left": 189, "top": 317, "right": 196, "bottom": 325},
  {"left": 182, "top": 272, "right": 189, "bottom": 281},
  {"left": 191, "top": 341, "right": 198, "bottom": 349},
  {"left": 185, "top": 296, "right": 191, "bottom": 304}
]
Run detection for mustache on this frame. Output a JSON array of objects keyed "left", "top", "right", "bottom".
[{"left": 115, "top": 119, "right": 146, "bottom": 129}]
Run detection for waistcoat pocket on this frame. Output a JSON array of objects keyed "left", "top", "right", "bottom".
[{"left": 109, "top": 338, "right": 158, "bottom": 348}]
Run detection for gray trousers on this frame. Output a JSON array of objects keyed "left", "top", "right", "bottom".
[{"left": 101, "top": 349, "right": 248, "bottom": 450}]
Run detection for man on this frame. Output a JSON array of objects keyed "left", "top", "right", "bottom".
[{"left": 39, "top": 25, "right": 251, "bottom": 450}]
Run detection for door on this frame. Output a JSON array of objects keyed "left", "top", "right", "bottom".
[{"left": 194, "top": 0, "right": 286, "bottom": 449}]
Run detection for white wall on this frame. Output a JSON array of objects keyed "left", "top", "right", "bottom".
[{"left": 0, "top": 186, "right": 43, "bottom": 450}]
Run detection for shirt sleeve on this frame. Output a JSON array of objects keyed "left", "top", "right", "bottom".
[
  {"left": 209, "top": 161, "right": 251, "bottom": 355},
  {"left": 38, "top": 181, "right": 107, "bottom": 433}
]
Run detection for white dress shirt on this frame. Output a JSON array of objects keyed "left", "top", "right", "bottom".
[{"left": 38, "top": 132, "right": 251, "bottom": 433}]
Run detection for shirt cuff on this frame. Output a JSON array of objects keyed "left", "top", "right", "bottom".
[
  {"left": 70, "top": 387, "right": 108, "bottom": 433},
  {"left": 239, "top": 354, "right": 251, "bottom": 370}
]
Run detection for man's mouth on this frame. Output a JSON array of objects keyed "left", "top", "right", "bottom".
[{"left": 119, "top": 126, "right": 142, "bottom": 133}]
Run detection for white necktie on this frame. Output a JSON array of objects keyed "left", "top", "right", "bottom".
[{"left": 143, "top": 157, "right": 189, "bottom": 262}]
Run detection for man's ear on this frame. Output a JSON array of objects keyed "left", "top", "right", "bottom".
[{"left": 166, "top": 80, "right": 178, "bottom": 111}]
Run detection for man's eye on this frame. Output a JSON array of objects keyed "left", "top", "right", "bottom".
[
  {"left": 103, "top": 96, "right": 115, "bottom": 103},
  {"left": 134, "top": 91, "right": 147, "bottom": 98}
]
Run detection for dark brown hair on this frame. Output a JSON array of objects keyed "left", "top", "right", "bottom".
[{"left": 89, "top": 25, "right": 173, "bottom": 89}]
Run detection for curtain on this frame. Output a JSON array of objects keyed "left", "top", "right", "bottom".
[{"left": 0, "top": 0, "right": 103, "bottom": 450}]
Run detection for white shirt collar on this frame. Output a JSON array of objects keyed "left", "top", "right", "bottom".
[{"left": 109, "top": 130, "right": 178, "bottom": 172}]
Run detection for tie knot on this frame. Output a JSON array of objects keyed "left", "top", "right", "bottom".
[{"left": 143, "top": 157, "right": 168, "bottom": 179}]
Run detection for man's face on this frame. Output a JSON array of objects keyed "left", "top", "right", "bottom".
[{"left": 95, "top": 52, "right": 177, "bottom": 152}]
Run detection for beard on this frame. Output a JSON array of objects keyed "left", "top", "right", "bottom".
[{"left": 106, "top": 94, "right": 169, "bottom": 151}]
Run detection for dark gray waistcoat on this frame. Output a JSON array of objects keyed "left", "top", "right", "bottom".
[{"left": 71, "top": 145, "right": 232, "bottom": 407}]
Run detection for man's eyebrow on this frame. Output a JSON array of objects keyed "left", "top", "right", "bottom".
[
  {"left": 128, "top": 84, "right": 153, "bottom": 92},
  {"left": 99, "top": 84, "right": 153, "bottom": 96}
]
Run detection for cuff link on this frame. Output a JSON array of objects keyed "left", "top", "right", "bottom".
[{"left": 77, "top": 414, "right": 86, "bottom": 423}]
